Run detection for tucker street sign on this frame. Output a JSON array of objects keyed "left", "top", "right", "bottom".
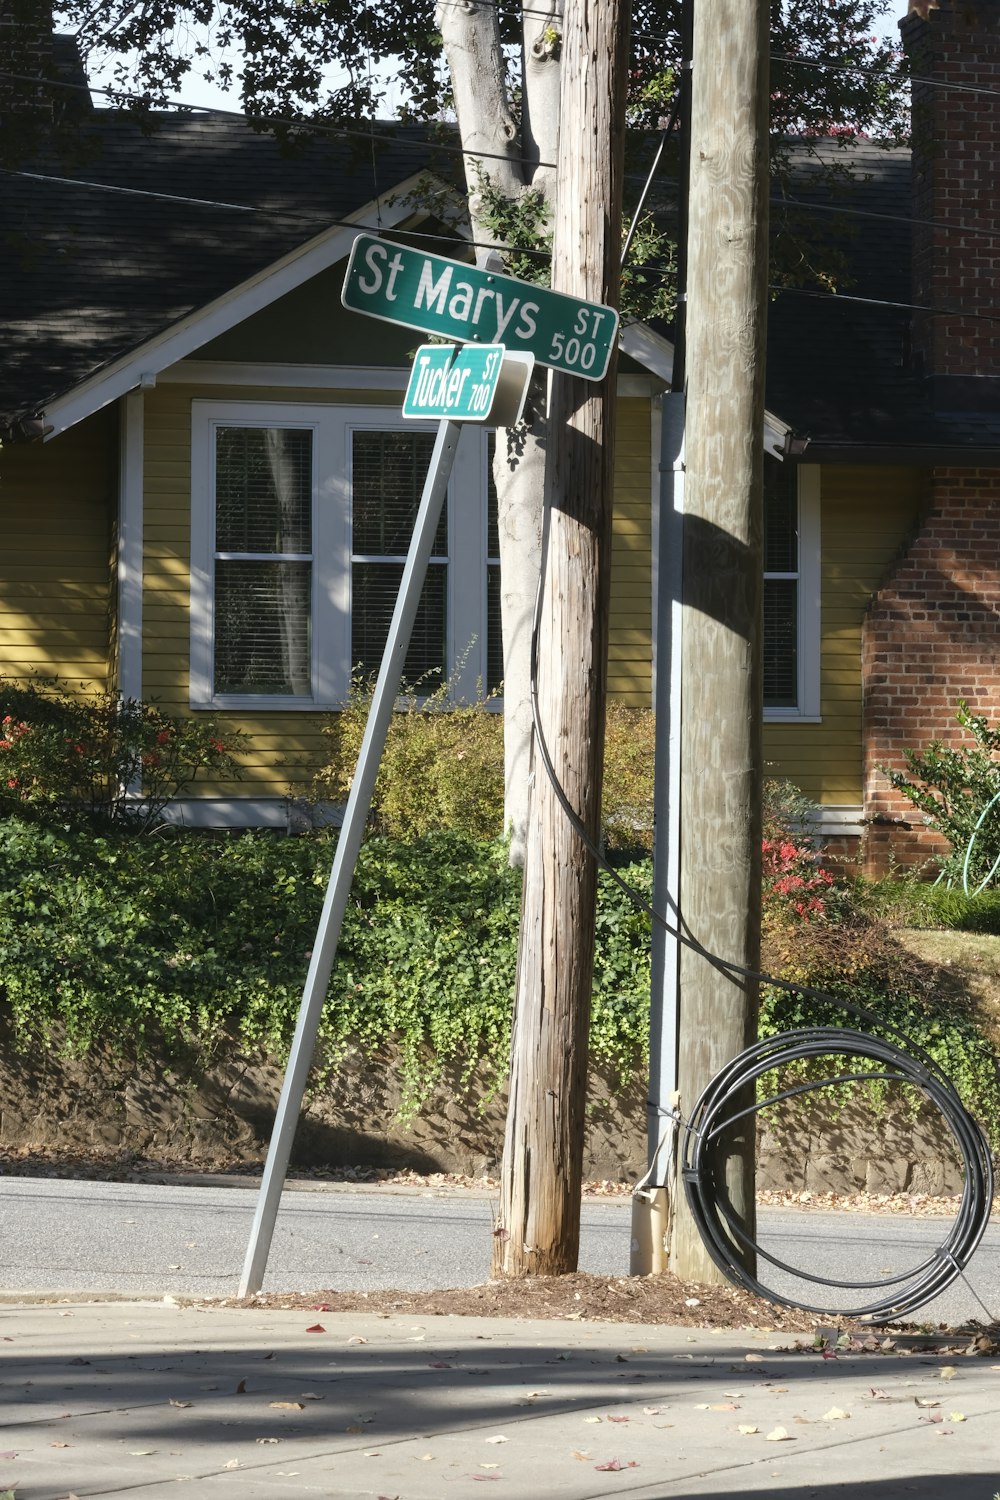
[
  {"left": 342, "top": 233, "right": 618, "bottom": 382},
  {"left": 402, "top": 343, "right": 534, "bottom": 425}
]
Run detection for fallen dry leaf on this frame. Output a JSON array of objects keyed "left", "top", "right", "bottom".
[
  {"left": 821, "top": 1408, "right": 850, "bottom": 1422},
  {"left": 607, "top": 1415, "right": 630, "bottom": 1423},
  {"left": 269, "top": 1402, "right": 305, "bottom": 1411},
  {"left": 484, "top": 1435, "right": 509, "bottom": 1444},
  {"left": 235, "top": 1380, "right": 248, "bottom": 1394},
  {"left": 348, "top": 1335, "right": 368, "bottom": 1345},
  {"left": 939, "top": 1366, "right": 958, "bottom": 1380},
  {"left": 737, "top": 1424, "right": 759, "bottom": 1436},
  {"left": 305, "top": 1324, "right": 326, "bottom": 1334},
  {"left": 223, "top": 1459, "right": 240, "bottom": 1470},
  {"left": 169, "top": 1399, "right": 192, "bottom": 1409},
  {"left": 300, "top": 1393, "right": 324, "bottom": 1401},
  {"left": 869, "top": 1388, "right": 891, "bottom": 1401},
  {"left": 765, "top": 1427, "right": 793, "bottom": 1442},
  {"left": 914, "top": 1398, "right": 940, "bottom": 1409},
  {"left": 570, "top": 1451, "right": 591, "bottom": 1461},
  {"left": 745, "top": 1353, "right": 765, "bottom": 1363},
  {"left": 948, "top": 1412, "right": 966, "bottom": 1422}
]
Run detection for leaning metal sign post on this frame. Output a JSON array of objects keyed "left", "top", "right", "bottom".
[{"left": 238, "top": 304, "right": 539, "bottom": 1296}]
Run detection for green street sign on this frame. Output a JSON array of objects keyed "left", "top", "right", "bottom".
[
  {"left": 403, "top": 344, "right": 505, "bottom": 422},
  {"left": 342, "top": 233, "right": 618, "bottom": 382}
]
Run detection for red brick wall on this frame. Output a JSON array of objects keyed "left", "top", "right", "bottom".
[
  {"left": 904, "top": 3, "right": 1000, "bottom": 382},
  {"left": 862, "top": 467, "right": 1000, "bottom": 871}
]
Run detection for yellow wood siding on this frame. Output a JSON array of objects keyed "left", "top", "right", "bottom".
[
  {"left": 0, "top": 410, "right": 114, "bottom": 689},
  {"left": 608, "top": 398, "right": 653, "bottom": 704},
  {"left": 763, "top": 465, "right": 923, "bottom": 806},
  {"left": 143, "top": 383, "right": 655, "bottom": 800}
]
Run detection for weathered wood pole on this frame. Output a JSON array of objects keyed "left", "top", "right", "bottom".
[
  {"left": 492, "top": 0, "right": 631, "bottom": 1277},
  {"left": 668, "top": 0, "right": 769, "bottom": 1283}
]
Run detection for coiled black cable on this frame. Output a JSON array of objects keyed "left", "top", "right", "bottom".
[{"left": 680, "top": 1026, "right": 994, "bottom": 1320}]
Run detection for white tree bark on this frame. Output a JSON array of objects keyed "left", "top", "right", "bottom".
[{"left": 435, "top": 0, "right": 564, "bottom": 862}]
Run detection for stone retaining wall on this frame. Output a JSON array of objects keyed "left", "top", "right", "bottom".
[{"left": 0, "top": 1033, "right": 972, "bottom": 1194}]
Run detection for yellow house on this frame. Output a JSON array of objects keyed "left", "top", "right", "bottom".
[
  {"left": 0, "top": 110, "right": 678, "bottom": 827},
  {"left": 7, "top": 3, "right": 1000, "bottom": 862}
]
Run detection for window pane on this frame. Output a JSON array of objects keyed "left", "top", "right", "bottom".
[
  {"left": 763, "top": 578, "right": 797, "bottom": 708},
  {"left": 486, "top": 438, "right": 499, "bottom": 558},
  {"left": 486, "top": 433, "right": 501, "bottom": 693},
  {"left": 216, "top": 427, "right": 311, "bottom": 554},
  {"left": 352, "top": 562, "right": 447, "bottom": 688},
  {"left": 215, "top": 560, "right": 311, "bottom": 695},
  {"left": 763, "top": 459, "right": 797, "bottom": 573},
  {"left": 352, "top": 431, "right": 444, "bottom": 556}
]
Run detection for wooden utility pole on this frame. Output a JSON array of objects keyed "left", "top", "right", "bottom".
[
  {"left": 668, "top": 0, "right": 769, "bottom": 1283},
  {"left": 492, "top": 0, "right": 631, "bottom": 1277}
]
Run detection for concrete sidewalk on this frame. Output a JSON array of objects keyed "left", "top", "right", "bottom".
[{"left": 1, "top": 1300, "right": 998, "bottom": 1499}]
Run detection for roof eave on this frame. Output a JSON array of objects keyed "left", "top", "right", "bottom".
[{"left": 37, "top": 173, "right": 453, "bottom": 440}]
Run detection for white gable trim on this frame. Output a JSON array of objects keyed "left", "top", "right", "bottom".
[{"left": 41, "top": 174, "right": 442, "bottom": 440}]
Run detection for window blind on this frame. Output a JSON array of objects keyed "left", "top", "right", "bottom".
[
  {"left": 214, "top": 425, "right": 313, "bottom": 696},
  {"left": 763, "top": 458, "right": 799, "bottom": 709},
  {"left": 351, "top": 430, "right": 445, "bottom": 687}
]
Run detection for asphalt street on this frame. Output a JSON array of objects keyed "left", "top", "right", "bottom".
[{"left": 1, "top": 1176, "right": 998, "bottom": 1328}]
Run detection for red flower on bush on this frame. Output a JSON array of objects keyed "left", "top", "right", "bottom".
[{"left": 762, "top": 836, "right": 836, "bottom": 922}]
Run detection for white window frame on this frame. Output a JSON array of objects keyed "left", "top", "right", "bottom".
[
  {"left": 764, "top": 462, "right": 821, "bottom": 723},
  {"left": 190, "top": 400, "right": 491, "bottom": 710}
]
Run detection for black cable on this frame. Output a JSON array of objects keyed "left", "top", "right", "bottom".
[{"left": 681, "top": 1027, "right": 994, "bottom": 1321}]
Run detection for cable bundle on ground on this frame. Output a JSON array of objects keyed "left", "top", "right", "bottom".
[{"left": 680, "top": 1026, "right": 995, "bottom": 1321}]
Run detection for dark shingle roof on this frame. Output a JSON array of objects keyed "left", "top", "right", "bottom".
[
  {"left": 5, "top": 114, "right": 999, "bottom": 456},
  {"left": 0, "top": 110, "right": 456, "bottom": 426},
  {"left": 767, "top": 138, "right": 1000, "bottom": 457}
]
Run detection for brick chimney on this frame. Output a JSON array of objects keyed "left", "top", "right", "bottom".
[
  {"left": 861, "top": 3, "right": 1000, "bottom": 873},
  {"left": 902, "top": 1, "right": 1000, "bottom": 408},
  {"left": 0, "top": 0, "right": 55, "bottom": 117}
]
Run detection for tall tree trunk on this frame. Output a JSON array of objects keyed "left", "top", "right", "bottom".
[
  {"left": 493, "top": 0, "right": 631, "bottom": 1277},
  {"left": 436, "top": 0, "right": 561, "bottom": 862}
]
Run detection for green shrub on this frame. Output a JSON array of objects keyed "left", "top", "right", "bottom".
[
  {"left": 0, "top": 676, "right": 245, "bottom": 832},
  {"left": 0, "top": 820, "right": 653, "bottom": 1111},
  {"left": 883, "top": 700, "right": 1000, "bottom": 892},
  {"left": 308, "top": 678, "right": 657, "bottom": 849},
  {"left": 311, "top": 676, "right": 505, "bottom": 841},
  {"left": 853, "top": 876, "right": 1000, "bottom": 935},
  {"left": 760, "top": 915, "right": 1000, "bottom": 1138}
]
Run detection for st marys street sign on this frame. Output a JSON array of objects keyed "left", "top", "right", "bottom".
[{"left": 342, "top": 233, "right": 619, "bottom": 382}]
